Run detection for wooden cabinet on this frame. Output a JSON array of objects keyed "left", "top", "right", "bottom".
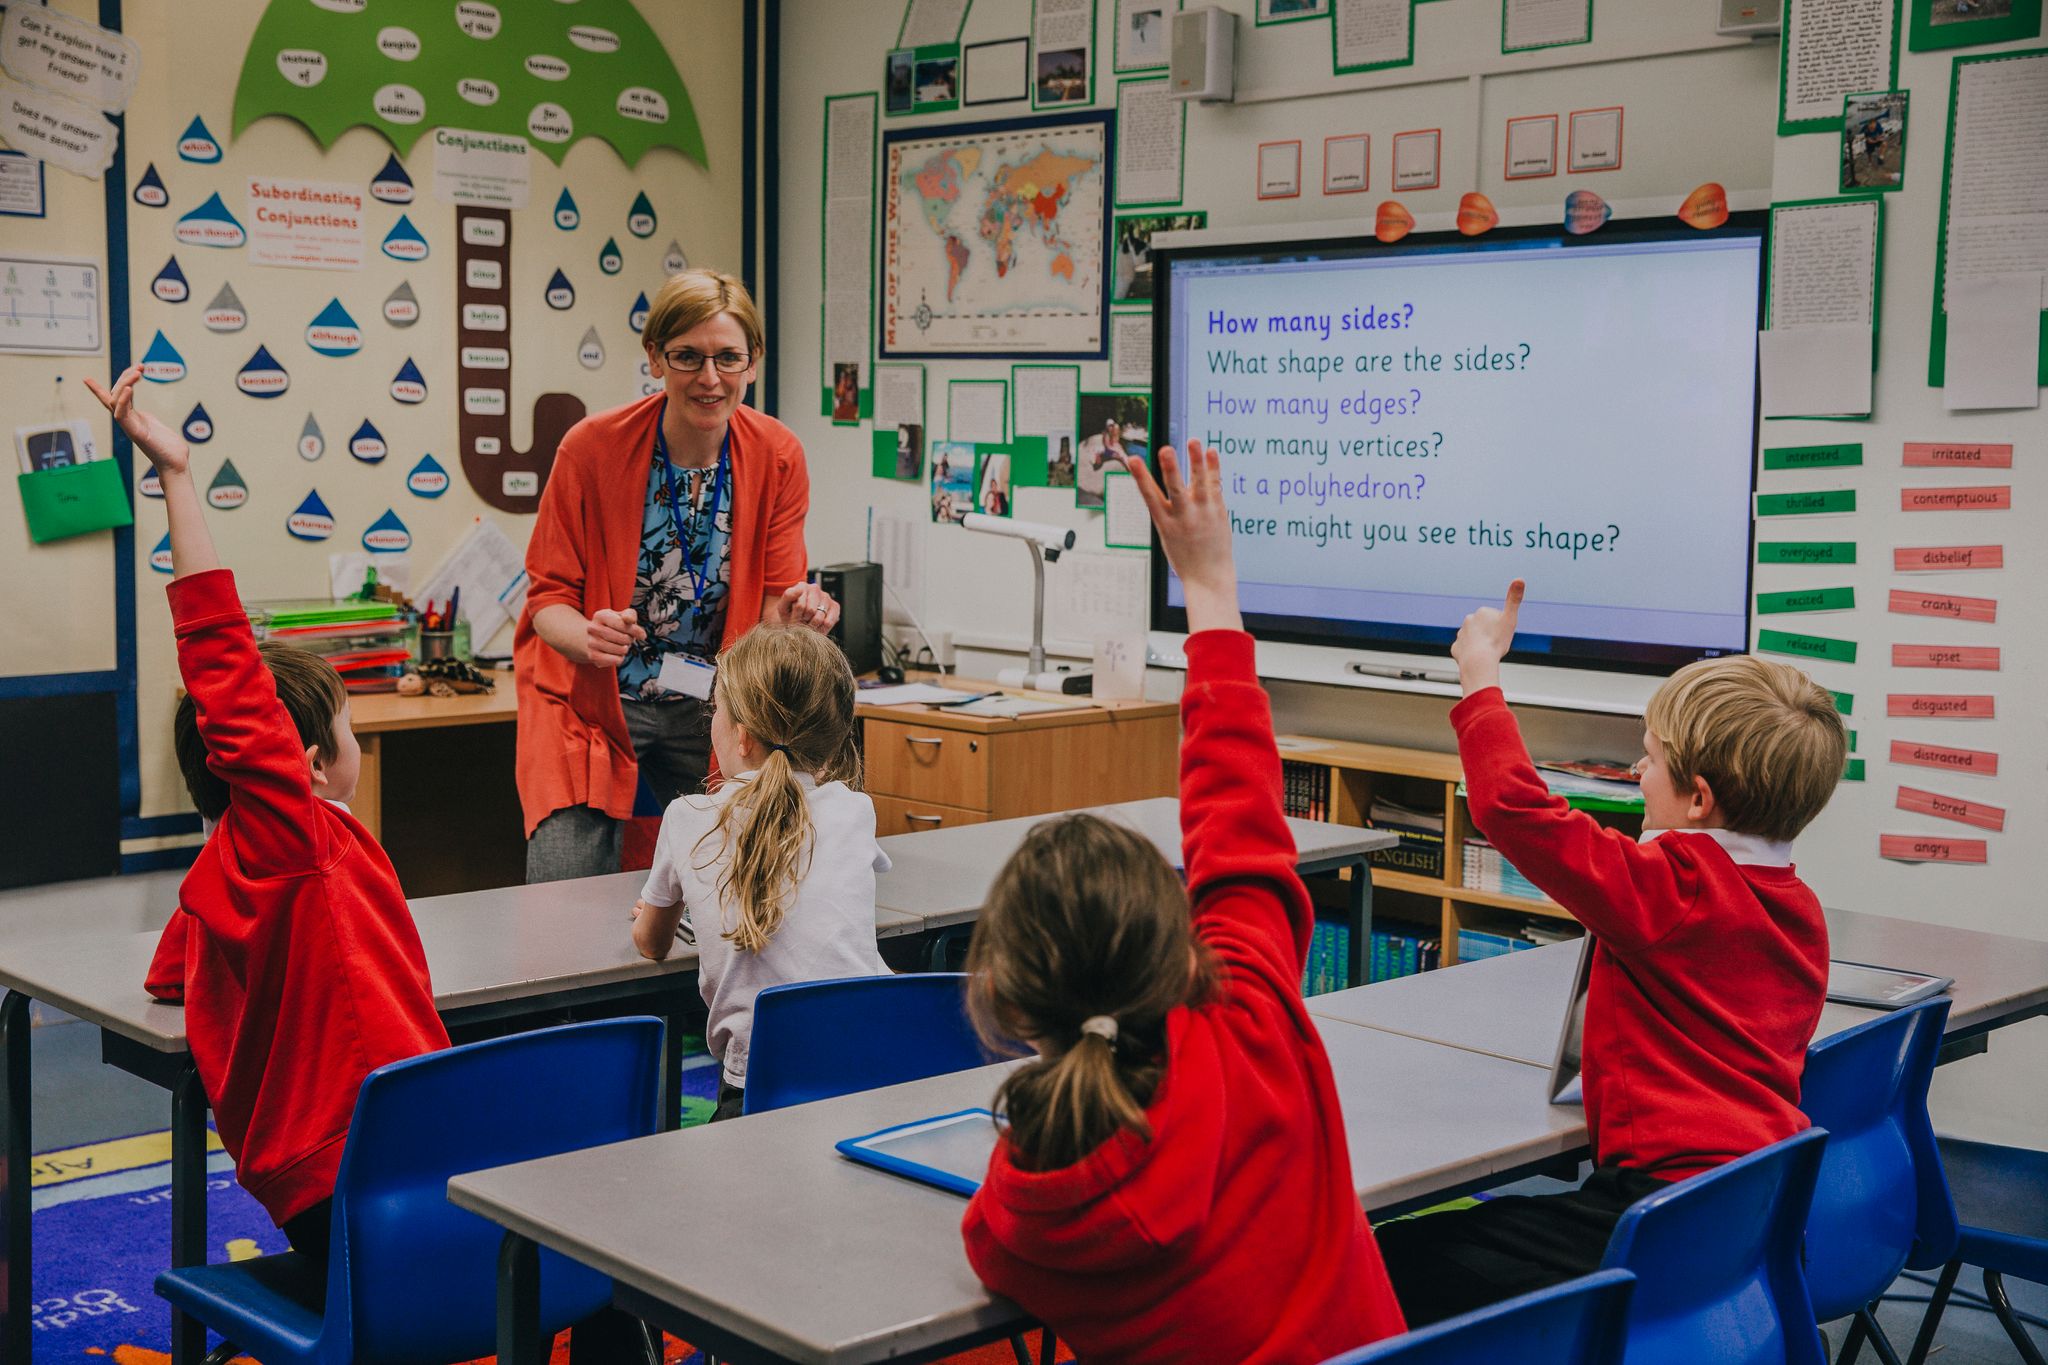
[
  {"left": 859, "top": 679, "right": 1178, "bottom": 830},
  {"left": 1277, "top": 735, "right": 1633, "bottom": 968}
]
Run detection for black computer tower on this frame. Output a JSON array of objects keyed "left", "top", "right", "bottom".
[{"left": 818, "top": 561, "right": 884, "bottom": 675}]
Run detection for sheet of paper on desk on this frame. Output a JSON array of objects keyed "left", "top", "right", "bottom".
[
  {"left": 947, "top": 694, "right": 1085, "bottom": 717},
  {"left": 1944, "top": 273, "right": 2043, "bottom": 412},
  {"left": 417, "top": 517, "right": 527, "bottom": 645},
  {"left": 859, "top": 682, "right": 963, "bottom": 705}
]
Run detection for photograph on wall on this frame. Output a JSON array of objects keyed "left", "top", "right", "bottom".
[
  {"left": 1036, "top": 46, "right": 1089, "bottom": 104},
  {"left": 977, "top": 449, "right": 1014, "bottom": 516},
  {"left": 1258, "top": 0, "right": 1331, "bottom": 20},
  {"left": 887, "top": 50, "right": 915, "bottom": 115},
  {"left": 1112, "top": 210, "right": 1206, "bottom": 305},
  {"left": 915, "top": 49, "right": 962, "bottom": 113},
  {"left": 832, "top": 362, "right": 861, "bottom": 423},
  {"left": 882, "top": 111, "right": 1112, "bottom": 358},
  {"left": 1076, "top": 392, "right": 1150, "bottom": 510},
  {"left": 1047, "top": 430, "right": 1079, "bottom": 486},
  {"left": 896, "top": 424, "right": 925, "bottom": 480},
  {"left": 930, "top": 441, "right": 977, "bottom": 521},
  {"left": 1116, "top": 0, "right": 1175, "bottom": 69},
  {"left": 1908, "top": 0, "right": 2041, "bottom": 49},
  {"left": 1841, "top": 90, "right": 1909, "bottom": 191}
]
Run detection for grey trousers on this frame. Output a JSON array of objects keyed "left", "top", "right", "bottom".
[{"left": 525, "top": 697, "right": 711, "bottom": 884}]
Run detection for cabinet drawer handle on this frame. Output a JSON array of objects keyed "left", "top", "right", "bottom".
[
  {"left": 905, "top": 736, "right": 945, "bottom": 748},
  {"left": 905, "top": 812, "right": 944, "bottom": 825}
]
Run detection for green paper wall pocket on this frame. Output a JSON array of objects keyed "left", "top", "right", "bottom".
[{"left": 18, "top": 459, "right": 133, "bottom": 544}]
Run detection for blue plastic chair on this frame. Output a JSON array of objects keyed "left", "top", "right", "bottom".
[
  {"left": 1904, "top": 1137, "right": 2048, "bottom": 1365},
  {"left": 154, "top": 1018, "right": 664, "bottom": 1365},
  {"left": 1600, "top": 1127, "right": 1831, "bottom": 1365},
  {"left": 1318, "top": 1269, "right": 1635, "bottom": 1364},
  {"left": 741, "top": 972, "right": 996, "bottom": 1114},
  {"left": 1798, "top": 999, "right": 1958, "bottom": 1365}
]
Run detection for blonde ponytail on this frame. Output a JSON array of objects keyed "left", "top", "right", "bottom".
[{"left": 693, "top": 626, "right": 861, "bottom": 954}]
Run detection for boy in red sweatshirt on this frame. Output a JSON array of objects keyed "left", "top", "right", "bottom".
[
  {"left": 88, "top": 366, "right": 449, "bottom": 1263},
  {"left": 960, "top": 439, "right": 1405, "bottom": 1363},
  {"left": 1376, "top": 580, "right": 1846, "bottom": 1325}
]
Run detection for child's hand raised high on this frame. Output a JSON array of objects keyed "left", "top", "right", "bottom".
[
  {"left": 84, "top": 365, "right": 189, "bottom": 477},
  {"left": 1451, "top": 579, "right": 1525, "bottom": 697},
  {"left": 1124, "top": 439, "right": 1242, "bottom": 634}
]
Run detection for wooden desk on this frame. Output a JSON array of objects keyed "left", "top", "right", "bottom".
[
  {"left": 857, "top": 677, "right": 1178, "bottom": 836},
  {"left": 348, "top": 680, "right": 522, "bottom": 896}
]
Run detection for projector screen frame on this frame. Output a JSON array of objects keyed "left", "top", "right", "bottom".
[{"left": 1145, "top": 210, "right": 1770, "bottom": 678}]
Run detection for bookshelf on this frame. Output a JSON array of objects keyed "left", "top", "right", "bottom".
[{"left": 1278, "top": 735, "right": 1634, "bottom": 970}]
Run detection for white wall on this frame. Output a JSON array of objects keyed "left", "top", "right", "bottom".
[{"left": 779, "top": 1, "right": 2047, "bottom": 1140}]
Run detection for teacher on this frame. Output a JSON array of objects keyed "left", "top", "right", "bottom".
[{"left": 516, "top": 268, "right": 840, "bottom": 883}]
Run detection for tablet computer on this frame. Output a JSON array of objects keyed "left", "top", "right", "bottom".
[
  {"left": 836, "top": 1108, "right": 1001, "bottom": 1196},
  {"left": 1547, "top": 936, "right": 1592, "bottom": 1106},
  {"left": 1826, "top": 960, "right": 1953, "bottom": 1010}
]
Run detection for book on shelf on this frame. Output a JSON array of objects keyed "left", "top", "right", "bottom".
[
  {"left": 1299, "top": 917, "right": 1352, "bottom": 997},
  {"left": 1456, "top": 927, "right": 1535, "bottom": 962},
  {"left": 1462, "top": 839, "right": 1549, "bottom": 903},
  {"left": 1366, "top": 926, "right": 1438, "bottom": 983},
  {"left": 1365, "top": 795, "right": 1445, "bottom": 879},
  {"left": 1459, "top": 768, "right": 1645, "bottom": 814},
  {"left": 1280, "top": 760, "right": 1327, "bottom": 820}
]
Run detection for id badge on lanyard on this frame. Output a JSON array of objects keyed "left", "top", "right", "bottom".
[{"left": 653, "top": 404, "right": 729, "bottom": 702}]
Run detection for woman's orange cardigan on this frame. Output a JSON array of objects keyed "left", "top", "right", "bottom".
[{"left": 514, "top": 395, "right": 811, "bottom": 835}]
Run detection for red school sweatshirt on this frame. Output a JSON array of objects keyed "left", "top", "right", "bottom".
[
  {"left": 962, "top": 630, "right": 1405, "bottom": 1365},
  {"left": 144, "top": 569, "right": 449, "bottom": 1227},
  {"left": 1451, "top": 687, "right": 1829, "bottom": 1182}
]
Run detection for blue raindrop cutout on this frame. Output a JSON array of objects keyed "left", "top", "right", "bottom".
[
  {"left": 286, "top": 490, "right": 335, "bottom": 541},
  {"left": 182, "top": 403, "right": 214, "bottom": 444},
  {"left": 369, "top": 154, "right": 414, "bottom": 204},
  {"left": 598, "top": 237, "right": 623, "bottom": 275},
  {"left": 133, "top": 163, "right": 169, "bottom": 208},
  {"left": 627, "top": 191, "right": 656, "bottom": 238},
  {"left": 306, "top": 298, "right": 364, "bottom": 356},
  {"left": 628, "top": 292, "right": 650, "bottom": 334},
  {"left": 176, "top": 115, "right": 222, "bottom": 164},
  {"left": 406, "top": 453, "right": 451, "bottom": 498},
  {"left": 362, "top": 508, "right": 412, "bottom": 553},
  {"left": 381, "top": 214, "right": 429, "bottom": 261},
  {"left": 389, "top": 358, "right": 428, "bottom": 404},
  {"left": 149, "top": 531, "right": 175, "bottom": 572},
  {"left": 175, "top": 192, "right": 246, "bottom": 248},
  {"left": 151, "top": 256, "right": 189, "bottom": 303},
  {"left": 140, "top": 330, "right": 187, "bottom": 383},
  {"left": 554, "top": 188, "right": 580, "bottom": 230},
  {"left": 545, "top": 269, "right": 575, "bottom": 310},
  {"left": 349, "top": 419, "right": 388, "bottom": 463},
  {"left": 139, "top": 467, "right": 162, "bottom": 499},
  {"left": 236, "top": 345, "right": 290, "bottom": 398}
]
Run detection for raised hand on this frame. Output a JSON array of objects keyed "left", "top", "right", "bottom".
[
  {"left": 586, "top": 607, "right": 647, "bottom": 668},
  {"left": 83, "top": 365, "right": 189, "bottom": 476},
  {"left": 1451, "top": 579, "right": 1525, "bottom": 695}
]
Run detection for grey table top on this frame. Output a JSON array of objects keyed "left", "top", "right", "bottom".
[
  {"left": 449, "top": 1015, "right": 1580, "bottom": 1365},
  {"left": 1306, "top": 906, "right": 2048, "bottom": 1069},
  {"left": 0, "top": 869, "right": 924, "bottom": 1054},
  {"left": 875, "top": 797, "right": 1396, "bottom": 928}
]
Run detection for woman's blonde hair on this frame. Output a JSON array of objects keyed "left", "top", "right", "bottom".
[
  {"left": 966, "top": 815, "right": 1218, "bottom": 1173},
  {"left": 641, "top": 267, "right": 766, "bottom": 359},
  {"left": 694, "top": 626, "right": 860, "bottom": 954},
  {"left": 1644, "top": 654, "right": 1847, "bottom": 842}
]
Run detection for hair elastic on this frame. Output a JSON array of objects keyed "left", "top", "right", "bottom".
[
  {"left": 1079, "top": 1015, "right": 1118, "bottom": 1044},
  {"left": 768, "top": 742, "right": 790, "bottom": 756}
]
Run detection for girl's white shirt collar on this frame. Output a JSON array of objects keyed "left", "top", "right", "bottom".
[{"left": 1638, "top": 826, "right": 1794, "bottom": 868}]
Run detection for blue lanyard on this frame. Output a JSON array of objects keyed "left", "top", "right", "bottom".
[{"left": 654, "top": 401, "right": 730, "bottom": 615}]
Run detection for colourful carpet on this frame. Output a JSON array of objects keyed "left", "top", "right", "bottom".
[{"left": 29, "top": 1048, "right": 1071, "bottom": 1364}]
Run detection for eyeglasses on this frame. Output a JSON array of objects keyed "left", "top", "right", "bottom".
[{"left": 661, "top": 347, "right": 753, "bottom": 374}]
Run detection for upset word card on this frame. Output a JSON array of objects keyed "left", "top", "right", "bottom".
[
  {"left": 1887, "top": 694, "right": 1995, "bottom": 719},
  {"left": 1880, "top": 834, "right": 1989, "bottom": 865},
  {"left": 1903, "top": 441, "right": 2012, "bottom": 468},
  {"left": 1893, "top": 545, "right": 2002, "bottom": 572},
  {"left": 1892, "top": 644, "right": 2000, "bottom": 670},
  {"left": 1896, "top": 786, "right": 2007, "bottom": 832},
  {"left": 1889, "top": 589, "right": 1997, "bottom": 622},
  {"left": 1889, "top": 740, "right": 1998, "bottom": 778}
]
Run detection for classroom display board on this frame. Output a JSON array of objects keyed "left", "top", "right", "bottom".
[{"left": 1155, "top": 223, "right": 1766, "bottom": 671}]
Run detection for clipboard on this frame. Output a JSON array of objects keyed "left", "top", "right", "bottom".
[
  {"left": 836, "top": 1108, "right": 1001, "bottom": 1196},
  {"left": 1827, "top": 959, "right": 1953, "bottom": 1010}
]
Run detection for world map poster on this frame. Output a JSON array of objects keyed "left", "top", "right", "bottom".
[{"left": 882, "top": 112, "right": 1112, "bottom": 359}]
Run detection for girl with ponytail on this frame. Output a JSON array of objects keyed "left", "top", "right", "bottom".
[
  {"left": 961, "top": 441, "right": 1406, "bottom": 1364},
  {"left": 632, "top": 624, "right": 887, "bottom": 1120}
]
